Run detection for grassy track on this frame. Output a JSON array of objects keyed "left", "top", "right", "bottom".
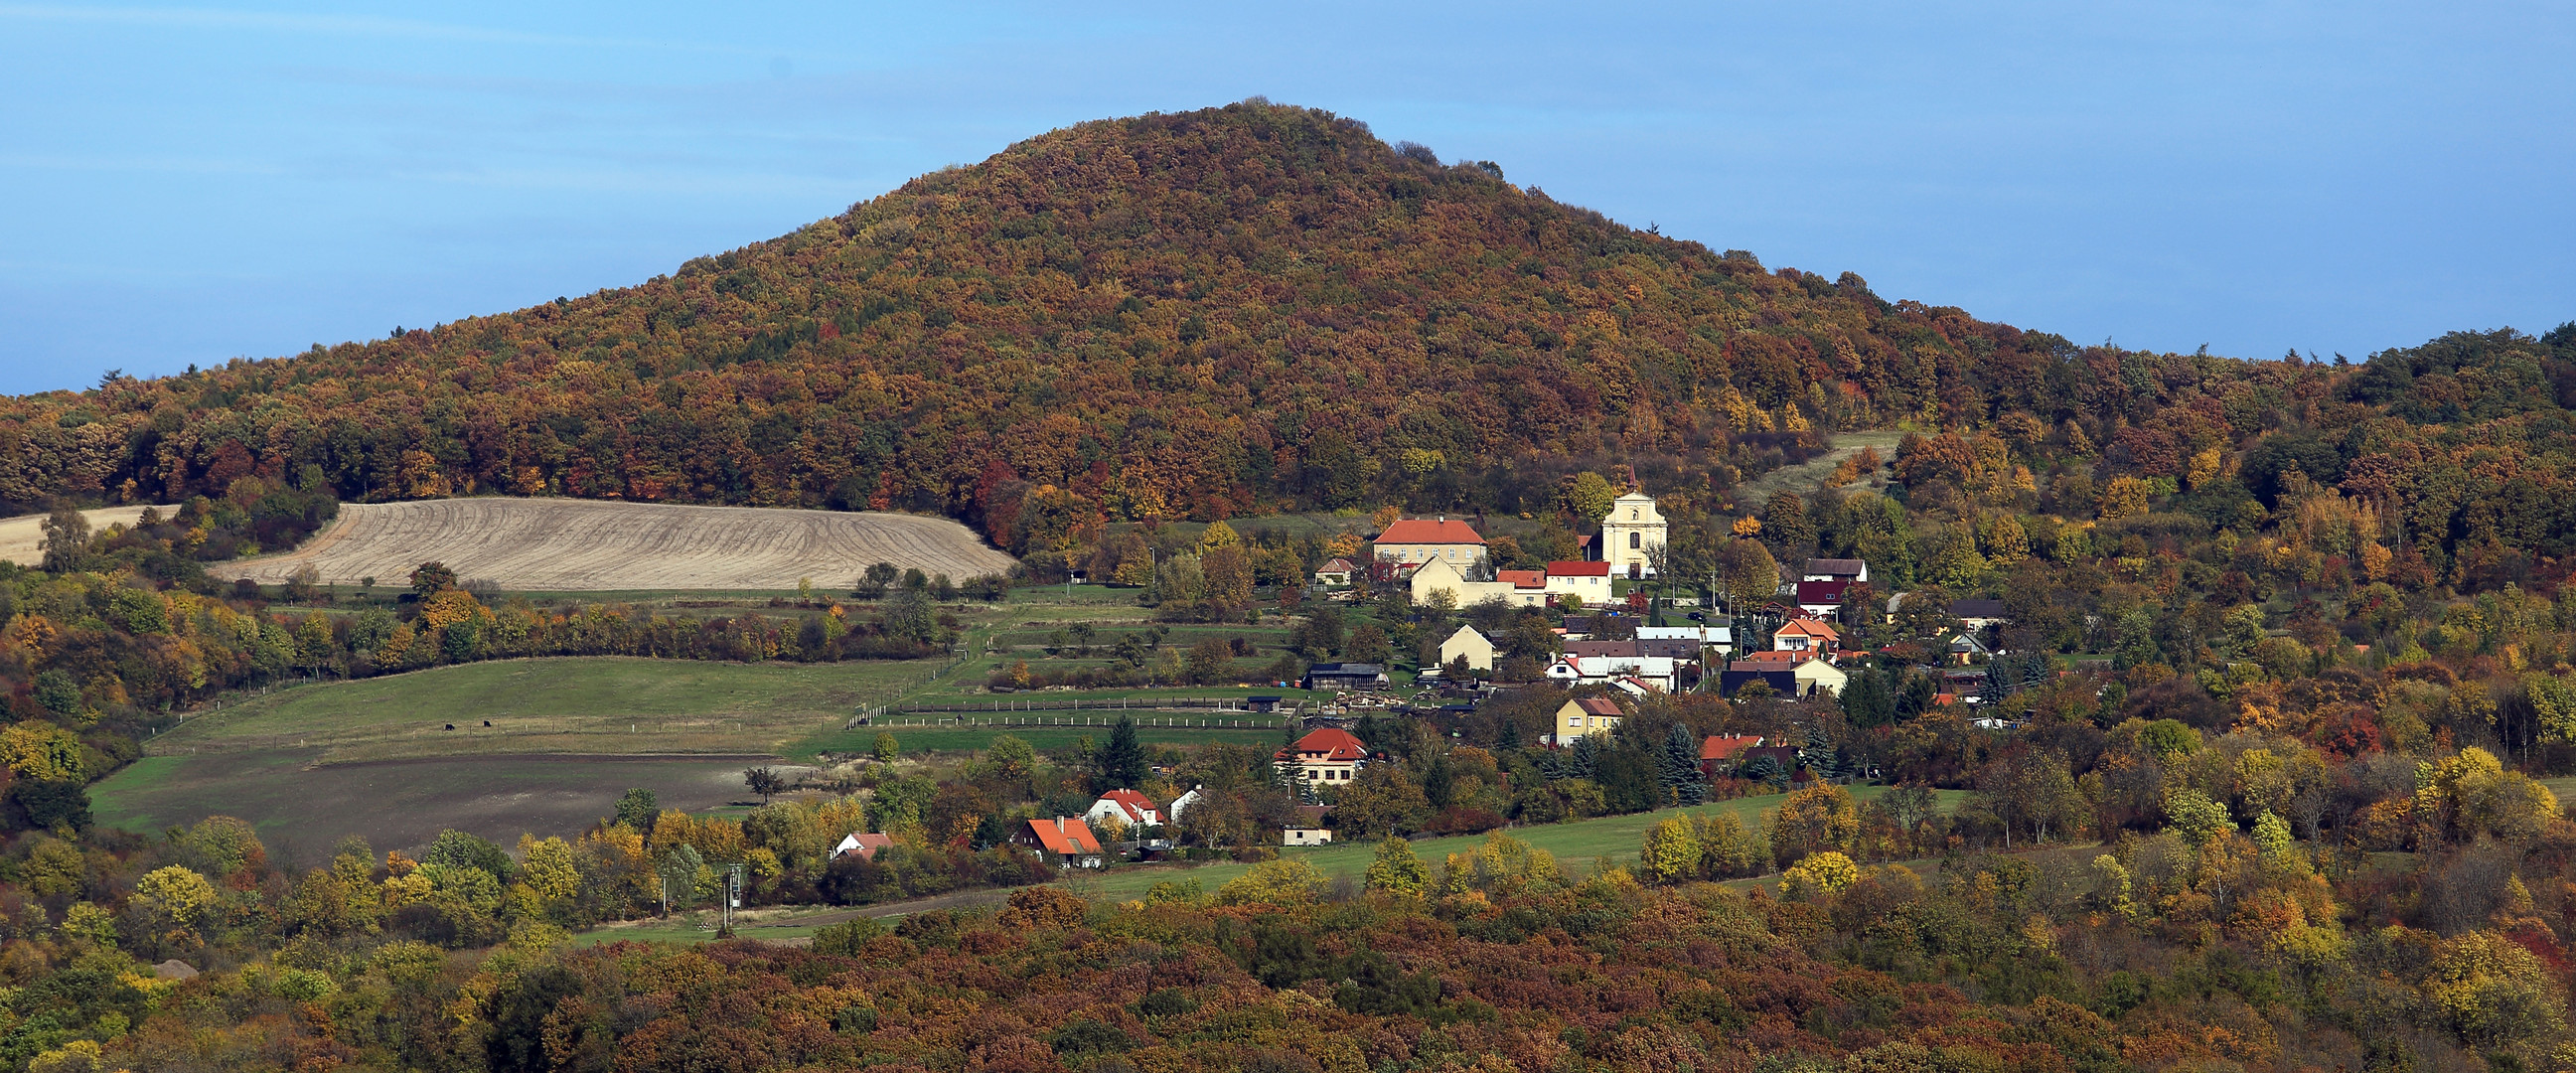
[{"left": 1082, "top": 784, "right": 1970, "bottom": 900}]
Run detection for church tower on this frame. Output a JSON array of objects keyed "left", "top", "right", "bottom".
[{"left": 1599, "top": 490, "right": 1666, "bottom": 578}]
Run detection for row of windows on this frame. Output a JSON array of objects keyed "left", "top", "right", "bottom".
[{"left": 1299, "top": 766, "right": 1353, "bottom": 780}]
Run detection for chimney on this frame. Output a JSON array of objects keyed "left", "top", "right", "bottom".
[{"left": 1055, "top": 817, "right": 1066, "bottom": 834}]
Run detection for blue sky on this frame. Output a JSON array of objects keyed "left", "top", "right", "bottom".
[{"left": 2, "top": 1, "right": 2568, "bottom": 395}]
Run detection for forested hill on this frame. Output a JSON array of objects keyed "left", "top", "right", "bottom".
[{"left": 4, "top": 100, "right": 2572, "bottom": 563}]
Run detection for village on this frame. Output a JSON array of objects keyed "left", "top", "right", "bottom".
[{"left": 850, "top": 489, "right": 2028, "bottom": 874}]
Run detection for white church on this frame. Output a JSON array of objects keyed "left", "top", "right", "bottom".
[{"left": 1600, "top": 490, "right": 1667, "bottom": 578}]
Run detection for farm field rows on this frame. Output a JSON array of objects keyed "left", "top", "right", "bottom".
[
  {"left": 211, "top": 498, "right": 1016, "bottom": 591},
  {"left": 0, "top": 505, "right": 180, "bottom": 565}
]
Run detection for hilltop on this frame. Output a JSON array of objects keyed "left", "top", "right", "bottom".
[
  {"left": 2, "top": 103, "right": 2045, "bottom": 526},
  {"left": 2, "top": 101, "right": 2570, "bottom": 572}
]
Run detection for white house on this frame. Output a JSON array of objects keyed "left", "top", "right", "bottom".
[
  {"left": 831, "top": 833, "right": 895, "bottom": 860},
  {"left": 1166, "top": 786, "right": 1203, "bottom": 826},
  {"left": 1543, "top": 655, "right": 1679, "bottom": 692},
  {"left": 1636, "top": 624, "right": 1735, "bottom": 656},
  {"left": 1542, "top": 560, "right": 1613, "bottom": 604},
  {"left": 1085, "top": 789, "right": 1161, "bottom": 831}
]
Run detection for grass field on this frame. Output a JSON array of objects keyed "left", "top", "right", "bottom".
[
  {"left": 793, "top": 721, "right": 1290, "bottom": 761},
  {"left": 148, "top": 658, "right": 930, "bottom": 764},
  {"left": 1081, "top": 784, "right": 1970, "bottom": 900},
  {"left": 89, "top": 749, "right": 767, "bottom": 864}
]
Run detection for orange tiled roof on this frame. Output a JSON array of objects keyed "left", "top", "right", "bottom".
[
  {"left": 1025, "top": 817, "right": 1102, "bottom": 855},
  {"left": 1375, "top": 519, "right": 1486, "bottom": 545}
]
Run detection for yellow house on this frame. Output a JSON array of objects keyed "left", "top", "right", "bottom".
[
  {"left": 1600, "top": 491, "right": 1667, "bottom": 578},
  {"left": 1438, "top": 624, "right": 1496, "bottom": 672},
  {"left": 1372, "top": 517, "right": 1487, "bottom": 566},
  {"left": 1409, "top": 556, "right": 1533, "bottom": 608},
  {"left": 1553, "top": 696, "right": 1625, "bottom": 744}
]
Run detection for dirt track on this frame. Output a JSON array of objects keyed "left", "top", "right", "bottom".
[{"left": 210, "top": 499, "right": 1016, "bottom": 591}]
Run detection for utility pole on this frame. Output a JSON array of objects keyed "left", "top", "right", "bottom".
[{"left": 717, "top": 863, "right": 744, "bottom": 938}]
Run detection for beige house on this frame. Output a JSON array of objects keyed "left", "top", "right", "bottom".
[
  {"left": 1372, "top": 517, "right": 1487, "bottom": 566},
  {"left": 1438, "top": 624, "right": 1496, "bottom": 672},
  {"left": 1792, "top": 658, "right": 1849, "bottom": 697},
  {"left": 1553, "top": 696, "right": 1625, "bottom": 744},
  {"left": 1409, "top": 556, "right": 1543, "bottom": 608},
  {"left": 1600, "top": 491, "right": 1667, "bottom": 578}
]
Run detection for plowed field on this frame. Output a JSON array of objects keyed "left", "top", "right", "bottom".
[
  {"left": 0, "top": 505, "right": 180, "bottom": 565},
  {"left": 210, "top": 499, "right": 1015, "bottom": 591}
]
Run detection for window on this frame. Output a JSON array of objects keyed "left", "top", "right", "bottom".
[{"left": 1629, "top": 533, "right": 1641, "bottom": 548}]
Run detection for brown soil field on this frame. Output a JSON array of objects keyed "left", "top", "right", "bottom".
[
  {"left": 0, "top": 505, "right": 181, "bottom": 565},
  {"left": 209, "top": 498, "right": 1016, "bottom": 590}
]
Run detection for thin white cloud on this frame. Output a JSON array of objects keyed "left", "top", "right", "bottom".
[{"left": 0, "top": 3, "right": 752, "bottom": 54}]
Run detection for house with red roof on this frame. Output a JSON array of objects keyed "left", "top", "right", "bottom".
[
  {"left": 1699, "top": 734, "right": 1765, "bottom": 776},
  {"left": 1013, "top": 816, "right": 1106, "bottom": 867},
  {"left": 1772, "top": 617, "right": 1841, "bottom": 657},
  {"left": 1371, "top": 517, "right": 1487, "bottom": 567},
  {"left": 1085, "top": 789, "right": 1162, "bottom": 831},
  {"left": 1542, "top": 560, "right": 1612, "bottom": 604},
  {"left": 1552, "top": 696, "right": 1626, "bottom": 744},
  {"left": 1312, "top": 557, "right": 1359, "bottom": 586},
  {"left": 830, "top": 833, "right": 895, "bottom": 861},
  {"left": 1275, "top": 726, "right": 1370, "bottom": 785}
]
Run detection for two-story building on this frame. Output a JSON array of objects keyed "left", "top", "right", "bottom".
[
  {"left": 1276, "top": 727, "right": 1370, "bottom": 785},
  {"left": 1542, "top": 560, "right": 1613, "bottom": 605},
  {"left": 1552, "top": 696, "right": 1626, "bottom": 743},
  {"left": 1372, "top": 518, "right": 1487, "bottom": 567}
]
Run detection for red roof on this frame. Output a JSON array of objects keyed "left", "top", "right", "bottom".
[
  {"left": 1277, "top": 727, "right": 1369, "bottom": 762},
  {"left": 1025, "top": 817, "right": 1103, "bottom": 856},
  {"left": 1701, "top": 734, "right": 1764, "bottom": 761},
  {"left": 1571, "top": 697, "right": 1625, "bottom": 716},
  {"left": 1548, "top": 560, "right": 1610, "bottom": 577},
  {"left": 1375, "top": 519, "right": 1486, "bottom": 545},
  {"left": 1497, "top": 569, "right": 1547, "bottom": 588},
  {"left": 1776, "top": 618, "right": 1841, "bottom": 642},
  {"left": 1732, "top": 652, "right": 1802, "bottom": 669},
  {"left": 834, "top": 833, "right": 895, "bottom": 860},
  {"left": 1794, "top": 579, "right": 1852, "bottom": 605},
  {"left": 1094, "top": 789, "right": 1158, "bottom": 825}
]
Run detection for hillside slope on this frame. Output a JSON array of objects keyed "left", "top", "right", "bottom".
[{"left": 2, "top": 101, "right": 2569, "bottom": 566}]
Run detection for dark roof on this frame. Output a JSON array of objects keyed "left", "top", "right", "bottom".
[
  {"left": 1740, "top": 745, "right": 1802, "bottom": 769},
  {"left": 1805, "top": 557, "right": 1867, "bottom": 576},
  {"left": 1637, "top": 638, "right": 1706, "bottom": 661},
  {"left": 1571, "top": 697, "right": 1626, "bottom": 715},
  {"left": 1564, "top": 640, "right": 1642, "bottom": 660},
  {"left": 1795, "top": 579, "right": 1853, "bottom": 605},
  {"left": 1718, "top": 670, "right": 1800, "bottom": 697},
  {"left": 1949, "top": 598, "right": 2009, "bottom": 619},
  {"left": 1305, "top": 663, "right": 1386, "bottom": 675}
]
